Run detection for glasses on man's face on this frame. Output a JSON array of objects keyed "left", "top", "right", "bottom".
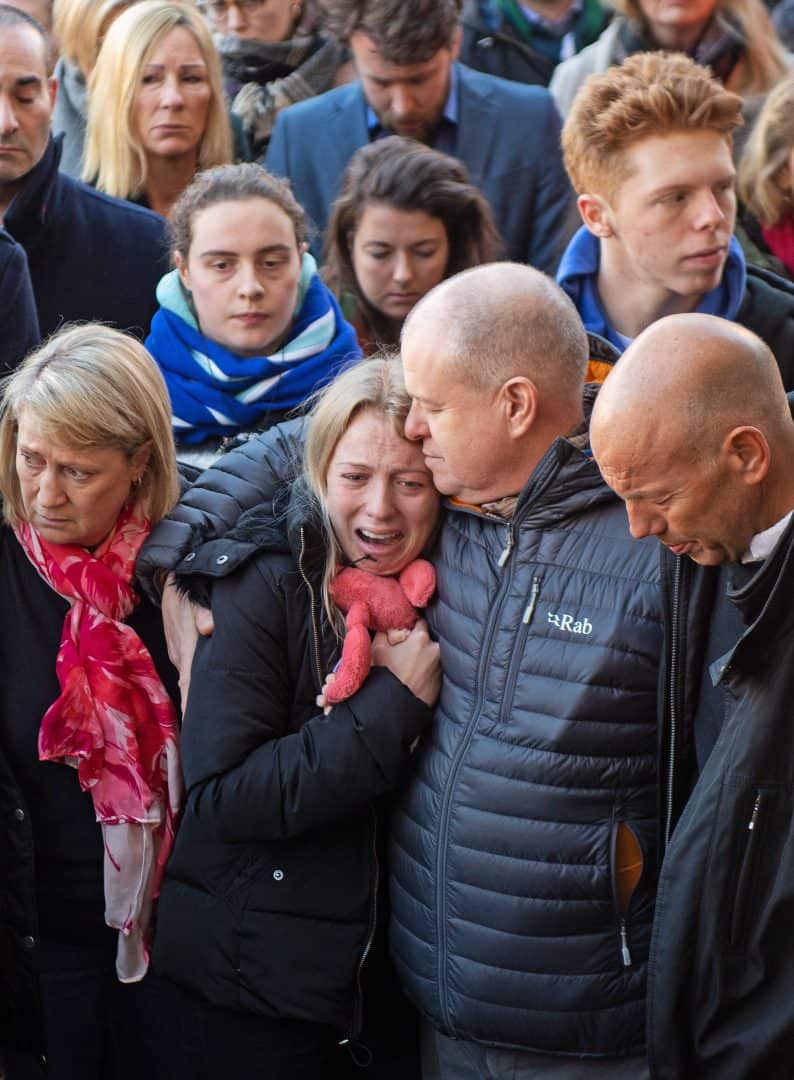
[{"left": 205, "top": 0, "right": 267, "bottom": 19}]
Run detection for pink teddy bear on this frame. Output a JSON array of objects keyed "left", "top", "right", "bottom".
[{"left": 322, "top": 559, "right": 436, "bottom": 705}]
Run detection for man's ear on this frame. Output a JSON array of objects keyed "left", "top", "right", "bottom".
[
  {"left": 577, "top": 193, "right": 613, "bottom": 239},
  {"left": 724, "top": 426, "right": 771, "bottom": 486},
  {"left": 174, "top": 251, "right": 190, "bottom": 291},
  {"left": 500, "top": 377, "right": 537, "bottom": 439}
]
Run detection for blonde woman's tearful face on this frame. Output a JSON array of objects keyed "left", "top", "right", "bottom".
[
  {"left": 325, "top": 409, "right": 440, "bottom": 577},
  {"left": 133, "top": 26, "right": 211, "bottom": 161},
  {"left": 176, "top": 197, "right": 303, "bottom": 357},
  {"left": 16, "top": 412, "right": 151, "bottom": 549}
]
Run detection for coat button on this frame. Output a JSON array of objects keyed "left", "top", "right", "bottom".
[
  {"left": 22, "top": 935, "right": 35, "bottom": 949},
  {"left": 216, "top": 555, "right": 229, "bottom": 565},
  {"left": 273, "top": 869, "right": 284, "bottom": 882},
  {"left": 14, "top": 807, "right": 25, "bottom": 821},
  {"left": 184, "top": 552, "right": 196, "bottom": 562}
]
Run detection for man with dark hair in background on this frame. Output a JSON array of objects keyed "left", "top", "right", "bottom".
[
  {"left": 0, "top": 3, "right": 168, "bottom": 338},
  {"left": 265, "top": 0, "right": 573, "bottom": 271}
]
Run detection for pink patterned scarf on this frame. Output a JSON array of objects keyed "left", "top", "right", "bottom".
[{"left": 14, "top": 503, "right": 182, "bottom": 982}]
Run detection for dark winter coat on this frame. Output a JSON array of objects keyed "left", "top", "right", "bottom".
[
  {"left": 3, "top": 136, "right": 168, "bottom": 339},
  {"left": 460, "top": 0, "right": 610, "bottom": 87},
  {"left": 0, "top": 527, "right": 177, "bottom": 1061},
  {"left": 152, "top": 490, "right": 432, "bottom": 1038},
  {"left": 136, "top": 374, "right": 664, "bottom": 1058},
  {"left": 0, "top": 228, "right": 39, "bottom": 372},
  {"left": 735, "top": 264, "right": 794, "bottom": 387},
  {"left": 649, "top": 514, "right": 794, "bottom": 1079}
]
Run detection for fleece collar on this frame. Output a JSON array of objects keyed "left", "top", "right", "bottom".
[{"left": 557, "top": 226, "right": 747, "bottom": 351}]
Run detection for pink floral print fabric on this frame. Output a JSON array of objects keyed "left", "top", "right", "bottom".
[{"left": 14, "top": 503, "right": 182, "bottom": 982}]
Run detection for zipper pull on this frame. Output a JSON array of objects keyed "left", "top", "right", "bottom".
[
  {"left": 748, "top": 792, "right": 762, "bottom": 831},
  {"left": 498, "top": 524, "right": 515, "bottom": 568},
  {"left": 522, "top": 576, "right": 541, "bottom": 624},
  {"left": 619, "top": 918, "right": 632, "bottom": 967}
]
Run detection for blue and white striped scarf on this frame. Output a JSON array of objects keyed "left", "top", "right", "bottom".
[{"left": 146, "top": 254, "right": 361, "bottom": 445}]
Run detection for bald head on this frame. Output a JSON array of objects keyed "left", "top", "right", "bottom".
[
  {"left": 591, "top": 314, "right": 794, "bottom": 566},
  {"left": 402, "top": 262, "right": 588, "bottom": 409},
  {"left": 592, "top": 314, "right": 790, "bottom": 462}
]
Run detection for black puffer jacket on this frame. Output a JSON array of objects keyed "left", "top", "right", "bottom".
[
  {"left": 650, "top": 514, "right": 794, "bottom": 1079},
  {"left": 735, "top": 265, "right": 794, "bottom": 388},
  {"left": 152, "top": 487, "right": 432, "bottom": 1038}
]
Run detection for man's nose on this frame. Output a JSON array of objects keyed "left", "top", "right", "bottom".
[
  {"left": 0, "top": 95, "right": 19, "bottom": 136},
  {"left": 404, "top": 402, "right": 427, "bottom": 441},
  {"left": 693, "top": 188, "right": 726, "bottom": 229},
  {"left": 389, "top": 84, "right": 415, "bottom": 118},
  {"left": 625, "top": 502, "right": 664, "bottom": 541},
  {"left": 226, "top": 2, "right": 245, "bottom": 30}
]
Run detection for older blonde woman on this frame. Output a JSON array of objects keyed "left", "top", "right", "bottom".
[
  {"left": 0, "top": 325, "right": 183, "bottom": 1079},
  {"left": 84, "top": 0, "right": 233, "bottom": 217},
  {"left": 52, "top": 0, "right": 146, "bottom": 178},
  {"left": 738, "top": 73, "right": 794, "bottom": 279},
  {"left": 551, "top": 0, "right": 790, "bottom": 114}
]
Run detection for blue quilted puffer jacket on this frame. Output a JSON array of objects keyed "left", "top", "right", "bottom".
[{"left": 390, "top": 433, "right": 662, "bottom": 1057}]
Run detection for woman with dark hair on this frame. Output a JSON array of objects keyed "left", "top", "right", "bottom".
[
  {"left": 146, "top": 162, "right": 361, "bottom": 468},
  {"left": 323, "top": 136, "right": 502, "bottom": 354}
]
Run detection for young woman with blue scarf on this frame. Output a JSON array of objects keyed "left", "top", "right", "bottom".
[{"left": 146, "top": 163, "right": 361, "bottom": 468}]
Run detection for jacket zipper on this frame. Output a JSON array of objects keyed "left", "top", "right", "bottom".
[
  {"left": 664, "top": 558, "right": 683, "bottom": 851},
  {"left": 729, "top": 790, "right": 763, "bottom": 947},
  {"left": 345, "top": 804, "right": 379, "bottom": 1043},
  {"left": 610, "top": 820, "right": 633, "bottom": 968},
  {"left": 436, "top": 519, "right": 520, "bottom": 1029},
  {"left": 497, "top": 575, "right": 542, "bottom": 726},
  {"left": 298, "top": 526, "right": 324, "bottom": 692}
]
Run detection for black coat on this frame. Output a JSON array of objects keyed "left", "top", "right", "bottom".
[
  {"left": 736, "top": 264, "right": 794, "bottom": 389},
  {"left": 460, "top": 0, "right": 610, "bottom": 87},
  {"left": 650, "top": 514, "right": 794, "bottom": 1079},
  {"left": 152, "top": 493, "right": 432, "bottom": 1038},
  {"left": 0, "top": 229, "right": 39, "bottom": 372},
  {"left": 0, "top": 528, "right": 178, "bottom": 1060},
  {"left": 3, "top": 136, "right": 168, "bottom": 340}
]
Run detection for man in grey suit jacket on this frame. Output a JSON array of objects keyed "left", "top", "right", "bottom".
[{"left": 264, "top": 0, "right": 574, "bottom": 273}]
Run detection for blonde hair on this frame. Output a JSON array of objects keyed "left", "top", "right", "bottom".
[
  {"left": 303, "top": 354, "right": 419, "bottom": 631},
  {"left": 0, "top": 324, "right": 179, "bottom": 527},
  {"left": 609, "top": 0, "right": 789, "bottom": 95},
  {"left": 83, "top": 0, "right": 232, "bottom": 200},
  {"left": 54, "top": 0, "right": 138, "bottom": 76},
  {"left": 738, "top": 72, "right": 794, "bottom": 225},
  {"left": 563, "top": 51, "right": 743, "bottom": 200}
]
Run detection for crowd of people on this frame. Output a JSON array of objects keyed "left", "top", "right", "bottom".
[{"left": 2, "top": 0, "right": 794, "bottom": 1078}]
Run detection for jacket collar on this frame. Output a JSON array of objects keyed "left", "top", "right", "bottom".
[
  {"left": 708, "top": 513, "right": 794, "bottom": 687},
  {"left": 4, "top": 134, "right": 62, "bottom": 244}
]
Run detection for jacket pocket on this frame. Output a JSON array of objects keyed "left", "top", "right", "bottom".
[
  {"left": 611, "top": 820, "right": 644, "bottom": 968},
  {"left": 728, "top": 788, "right": 766, "bottom": 950}
]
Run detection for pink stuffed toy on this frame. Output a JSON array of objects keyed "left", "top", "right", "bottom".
[{"left": 322, "top": 559, "right": 436, "bottom": 705}]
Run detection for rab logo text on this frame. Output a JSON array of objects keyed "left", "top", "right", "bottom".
[{"left": 547, "top": 611, "right": 593, "bottom": 635}]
